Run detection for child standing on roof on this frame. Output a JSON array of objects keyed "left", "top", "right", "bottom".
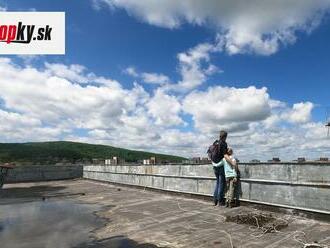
[{"left": 222, "top": 148, "right": 239, "bottom": 208}]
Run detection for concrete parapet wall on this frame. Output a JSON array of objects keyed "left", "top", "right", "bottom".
[
  {"left": 83, "top": 163, "right": 330, "bottom": 214},
  {"left": 5, "top": 165, "right": 83, "bottom": 183}
]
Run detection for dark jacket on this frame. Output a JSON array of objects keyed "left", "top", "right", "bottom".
[{"left": 212, "top": 140, "right": 228, "bottom": 163}]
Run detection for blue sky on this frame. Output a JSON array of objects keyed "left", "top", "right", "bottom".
[{"left": 0, "top": 0, "right": 330, "bottom": 160}]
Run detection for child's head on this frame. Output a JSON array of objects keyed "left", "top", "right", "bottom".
[{"left": 227, "top": 147, "right": 233, "bottom": 155}]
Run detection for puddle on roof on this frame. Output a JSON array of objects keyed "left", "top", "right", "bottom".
[
  {"left": 0, "top": 200, "right": 163, "bottom": 248},
  {"left": 0, "top": 200, "right": 103, "bottom": 248}
]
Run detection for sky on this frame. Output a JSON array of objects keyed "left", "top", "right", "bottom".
[{"left": 0, "top": 0, "right": 330, "bottom": 161}]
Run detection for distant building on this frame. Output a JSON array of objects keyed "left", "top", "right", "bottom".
[
  {"left": 191, "top": 157, "right": 201, "bottom": 164},
  {"left": 143, "top": 159, "right": 150, "bottom": 165},
  {"left": 318, "top": 157, "right": 329, "bottom": 162},
  {"left": 92, "top": 158, "right": 100, "bottom": 164},
  {"left": 150, "top": 157, "right": 156, "bottom": 165},
  {"left": 143, "top": 157, "right": 157, "bottom": 165},
  {"left": 268, "top": 157, "right": 281, "bottom": 162},
  {"left": 297, "top": 157, "right": 306, "bottom": 163},
  {"left": 180, "top": 157, "right": 215, "bottom": 164},
  {"left": 104, "top": 156, "right": 125, "bottom": 165},
  {"left": 200, "top": 157, "right": 211, "bottom": 163},
  {"left": 250, "top": 159, "right": 261, "bottom": 163},
  {"left": 185, "top": 157, "right": 210, "bottom": 164}
]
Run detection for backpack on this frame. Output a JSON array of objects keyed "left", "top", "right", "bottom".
[{"left": 207, "top": 140, "right": 221, "bottom": 162}]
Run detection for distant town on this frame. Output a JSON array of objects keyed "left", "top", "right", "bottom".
[{"left": 94, "top": 156, "right": 330, "bottom": 166}]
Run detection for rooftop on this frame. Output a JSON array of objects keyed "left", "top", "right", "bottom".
[{"left": 1, "top": 180, "right": 329, "bottom": 248}]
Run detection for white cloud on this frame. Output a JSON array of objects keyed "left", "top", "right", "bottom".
[
  {"left": 0, "top": 58, "right": 186, "bottom": 155},
  {"left": 263, "top": 114, "right": 282, "bottom": 129},
  {"left": 141, "top": 72, "right": 170, "bottom": 85},
  {"left": 174, "top": 42, "right": 220, "bottom": 91},
  {"left": 302, "top": 122, "right": 329, "bottom": 140},
  {"left": 269, "top": 99, "right": 286, "bottom": 109},
  {"left": 0, "top": 109, "right": 63, "bottom": 142},
  {"left": 0, "top": 109, "right": 41, "bottom": 128},
  {"left": 125, "top": 42, "right": 221, "bottom": 91},
  {"left": 204, "top": 64, "right": 221, "bottom": 75},
  {"left": 45, "top": 63, "right": 89, "bottom": 84},
  {"left": 45, "top": 62, "right": 120, "bottom": 87},
  {"left": 124, "top": 66, "right": 139, "bottom": 77},
  {"left": 0, "top": 58, "right": 133, "bottom": 133},
  {"left": 124, "top": 66, "right": 170, "bottom": 85},
  {"left": 233, "top": 119, "right": 330, "bottom": 161},
  {"left": 96, "top": 0, "right": 330, "bottom": 55},
  {"left": 260, "top": 101, "right": 314, "bottom": 130},
  {"left": 147, "top": 89, "right": 184, "bottom": 126},
  {"left": 284, "top": 102, "right": 314, "bottom": 123},
  {"left": 17, "top": 55, "right": 42, "bottom": 65},
  {"left": 183, "top": 86, "right": 271, "bottom": 132},
  {"left": 0, "top": 58, "right": 329, "bottom": 160},
  {"left": 124, "top": 40, "right": 222, "bottom": 92}
]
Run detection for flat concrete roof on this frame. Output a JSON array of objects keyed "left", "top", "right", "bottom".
[{"left": 1, "top": 180, "right": 329, "bottom": 248}]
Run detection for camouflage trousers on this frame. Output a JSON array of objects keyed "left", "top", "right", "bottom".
[{"left": 225, "top": 177, "right": 237, "bottom": 202}]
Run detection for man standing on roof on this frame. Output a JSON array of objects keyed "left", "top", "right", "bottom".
[{"left": 207, "top": 130, "right": 235, "bottom": 206}]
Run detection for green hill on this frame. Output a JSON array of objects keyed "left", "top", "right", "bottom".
[{"left": 0, "top": 141, "right": 186, "bottom": 164}]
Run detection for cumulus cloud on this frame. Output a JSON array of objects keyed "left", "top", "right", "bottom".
[
  {"left": 0, "top": 58, "right": 188, "bottom": 156},
  {"left": 147, "top": 89, "right": 184, "bottom": 126},
  {"left": 183, "top": 86, "right": 271, "bottom": 132},
  {"left": 0, "top": 58, "right": 136, "bottom": 136},
  {"left": 141, "top": 72, "right": 170, "bottom": 85},
  {"left": 171, "top": 42, "right": 220, "bottom": 91},
  {"left": 45, "top": 62, "right": 120, "bottom": 87},
  {"left": 96, "top": 0, "right": 330, "bottom": 55},
  {"left": 45, "top": 63, "right": 89, "bottom": 84},
  {"left": 285, "top": 102, "right": 314, "bottom": 123},
  {"left": 233, "top": 118, "right": 329, "bottom": 161},
  {"left": 124, "top": 66, "right": 139, "bottom": 77},
  {"left": 0, "top": 58, "right": 329, "bottom": 160},
  {"left": 124, "top": 41, "right": 220, "bottom": 92},
  {"left": 124, "top": 66, "right": 170, "bottom": 85},
  {"left": 0, "top": 109, "right": 62, "bottom": 142}
]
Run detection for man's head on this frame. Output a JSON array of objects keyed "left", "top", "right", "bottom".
[
  {"left": 227, "top": 147, "right": 233, "bottom": 155},
  {"left": 219, "top": 130, "right": 228, "bottom": 141}
]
